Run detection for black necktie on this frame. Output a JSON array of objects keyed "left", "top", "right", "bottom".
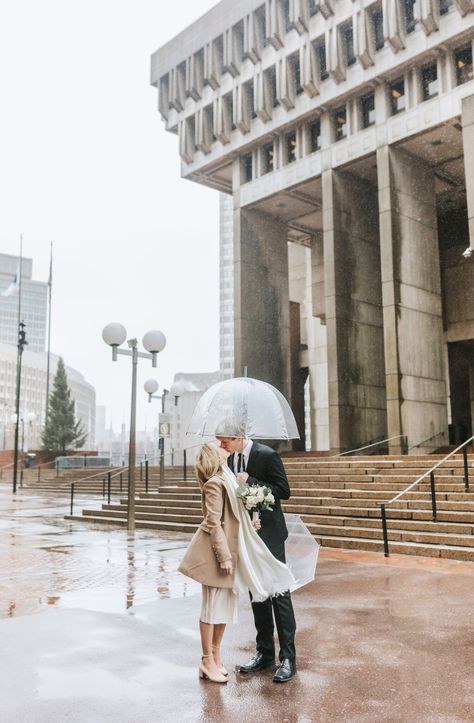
[{"left": 237, "top": 453, "right": 245, "bottom": 473}]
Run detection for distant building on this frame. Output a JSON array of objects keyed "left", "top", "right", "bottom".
[
  {"left": 0, "top": 253, "right": 48, "bottom": 353},
  {"left": 164, "top": 371, "right": 222, "bottom": 464},
  {"left": 219, "top": 194, "right": 234, "bottom": 379},
  {"left": 0, "top": 344, "right": 96, "bottom": 450}
]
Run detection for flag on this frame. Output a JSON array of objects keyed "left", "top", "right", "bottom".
[{"left": 1, "top": 267, "right": 19, "bottom": 297}]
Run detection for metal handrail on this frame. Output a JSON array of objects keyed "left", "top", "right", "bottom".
[
  {"left": 333, "top": 434, "right": 406, "bottom": 458},
  {"left": 380, "top": 435, "right": 474, "bottom": 557},
  {"left": 408, "top": 430, "right": 447, "bottom": 453},
  {"left": 70, "top": 465, "right": 131, "bottom": 516}
]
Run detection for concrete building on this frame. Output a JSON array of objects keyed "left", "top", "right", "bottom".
[
  {"left": 164, "top": 371, "right": 223, "bottom": 463},
  {"left": 0, "top": 344, "right": 96, "bottom": 450},
  {"left": 219, "top": 194, "right": 235, "bottom": 378},
  {"left": 0, "top": 254, "right": 48, "bottom": 353},
  {"left": 152, "top": 0, "right": 474, "bottom": 453}
]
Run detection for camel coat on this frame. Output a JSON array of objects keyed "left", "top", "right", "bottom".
[{"left": 178, "top": 473, "right": 239, "bottom": 589}]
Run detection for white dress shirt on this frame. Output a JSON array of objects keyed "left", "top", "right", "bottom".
[{"left": 235, "top": 438, "right": 253, "bottom": 473}]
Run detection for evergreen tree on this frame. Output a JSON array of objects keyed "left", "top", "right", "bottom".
[{"left": 42, "top": 358, "right": 87, "bottom": 454}]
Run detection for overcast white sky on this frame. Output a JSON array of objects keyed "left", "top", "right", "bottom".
[{"left": 0, "top": 0, "right": 221, "bottom": 432}]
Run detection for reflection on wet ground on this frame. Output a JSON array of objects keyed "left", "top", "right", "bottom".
[
  {"left": 2, "top": 487, "right": 474, "bottom": 722},
  {"left": 0, "top": 487, "right": 199, "bottom": 618}
]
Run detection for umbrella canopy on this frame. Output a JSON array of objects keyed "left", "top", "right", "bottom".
[
  {"left": 187, "top": 377, "right": 300, "bottom": 440},
  {"left": 283, "top": 514, "right": 320, "bottom": 591}
]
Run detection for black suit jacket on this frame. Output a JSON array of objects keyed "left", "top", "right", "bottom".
[{"left": 229, "top": 442, "right": 290, "bottom": 555}]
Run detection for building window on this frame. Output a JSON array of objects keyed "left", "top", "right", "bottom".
[
  {"left": 309, "top": 0, "right": 319, "bottom": 16},
  {"left": 244, "top": 79, "right": 257, "bottom": 119},
  {"left": 289, "top": 53, "right": 303, "bottom": 95},
  {"left": 371, "top": 7, "right": 384, "bottom": 51},
  {"left": 309, "top": 119, "right": 321, "bottom": 152},
  {"left": 282, "top": 0, "right": 292, "bottom": 33},
  {"left": 361, "top": 92, "right": 375, "bottom": 128},
  {"left": 286, "top": 131, "right": 297, "bottom": 163},
  {"left": 264, "top": 66, "right": 279, "bottom": 107},
  {"left": 223, "top": 92, "right": 236, "bottom": 131},
  {"left": 334, "top": 107, "right": 347, "bottom": 141},
  {"left": 455, "top": 45, "right": 474, "bottom": 86},
  {"left": 255, "top": 5, "right": 268, "bottom": 49},
  {"left": 389, "top": 77, "right": 406, "bottom": 115},
  {"left": 421, "top": 63, "right": 438, "bottom": 101},
  {"left": 233, "top": 21, "right": 245, "bottom": 61},
  {"left": 262, "top": 142, "right": 275, "bottom": 174},
  {"left": 317, "top": 40, "right": 329, "bottom": 81},
  {"left": 439, "top": 0, "right": 453, "bottom": 14},
  {"left": 403, "top": 0, "right": 417, "bottom": 34},
  {"left": 242, "top": 153, "right": 253, "bottom": 183},
  {"left": 342, "top": 22, "right": 356, "bottom": 67}
]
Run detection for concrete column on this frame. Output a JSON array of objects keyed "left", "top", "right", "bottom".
[
  {"left": 377, "top": 145, "right": 448, "bottom": 453},
  {"left": 233, "top": 204, "right": 291, "bottom": 398},
  {"left": 322, "top": 168, "right": 387, "bottom": 454},
  {"left": 462, "top": 94, "right": 474, "bottom": 250}
]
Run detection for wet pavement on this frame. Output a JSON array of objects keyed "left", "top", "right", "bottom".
[{"left": 1, "top": 487, "right": 474, "bottom": 722}]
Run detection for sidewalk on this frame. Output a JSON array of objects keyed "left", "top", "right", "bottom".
[{"left": 1, "top": 487, "right": 474, "bottom": 722}]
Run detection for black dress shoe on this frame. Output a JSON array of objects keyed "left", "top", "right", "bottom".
[
  {"left": 273, "top": 658, "right": 296, "bottom": 683},
  {"left": 239, "top": 652, "right": 275, "bottom": 673}
]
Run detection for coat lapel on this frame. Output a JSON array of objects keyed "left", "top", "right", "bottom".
[
  {"left": 218, "top": 470, "right": 240, "bottom": 521},
  {"left": 246, "top": 442, "right": 260, "bottom": 475}
]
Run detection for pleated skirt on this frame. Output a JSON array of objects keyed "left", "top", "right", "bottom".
[{"left": 200, "top": 585, "right": 239, "bottom": 624}]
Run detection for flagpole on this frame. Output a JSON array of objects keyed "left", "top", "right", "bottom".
[
  {"left": 45, "top": 242, "right": 53, "bottom": 426},
  {"left": 13, "top": 235, "right": 25, "bottom": 493}
]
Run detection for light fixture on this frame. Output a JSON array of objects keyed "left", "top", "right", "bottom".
[{"left": 102, "top": 323, "right": 127, "bottom": 361}]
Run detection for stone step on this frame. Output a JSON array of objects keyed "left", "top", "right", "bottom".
[
  {"left": 309, "top": 535, "right": 474, "bottom": 561},
  {"left": 307, "top": 522, "right": 474, "bottom": 547},
  {"left": 65, "top": 514, "right": 199, "bottom": 533}
]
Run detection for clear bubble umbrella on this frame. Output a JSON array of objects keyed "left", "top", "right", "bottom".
[
  {"left": 284, "top": 514, "right": 320, "bottom": 591},
  {"left": 187, "top": 377, "right": 300, "bottom": 440}
]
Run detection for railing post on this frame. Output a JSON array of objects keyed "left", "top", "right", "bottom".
[
  {"left": 463, "top": 445, "right": 470, "bottom": 492},
  {"left": 107, "top": 471, "right": 111, "bottom": 504},
  {"left": 160, "top": 447, "right": 165, "bottom": 486},
  {"left": 430, "top": 471, "right": 437, "bottom": 521},
  {"left": 102, "top": 477, "right": 105, "bottom": 498},
  {"left": 140, "top": 461, "right": 143, "bottom": 481},
  {"left": 120, "top": 472, "right": 123, "bottom": 493},
  {"left": 70, "top": 483, "right": 74, "bottom": 516},
  {"left": 381, "top": 504, "right": 389, "bottom": 557},
  {"left": 183, "top": 449, "right": 187, "bottom": 481},
  {"left": 145, "top": 460, "right": 149, "bottom": 494},
  {"left": 56, "top": 460, "right": 59, "bottom": 477}
]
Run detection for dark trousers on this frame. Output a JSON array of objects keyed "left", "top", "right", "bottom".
[{"left": 251, "top": 541, "right": 296, "bottom": 663}]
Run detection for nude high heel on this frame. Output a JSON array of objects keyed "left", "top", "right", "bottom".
[
  {"left": 199, "top": 655, "right": 228, "bottom": 684},
  {"left": 212, "top": 645, "right": 228, "bottom": 676}
]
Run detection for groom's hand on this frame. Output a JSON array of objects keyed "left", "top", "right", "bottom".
[{"left": 236, "top": 472, "right": 249, "bottom": 484}]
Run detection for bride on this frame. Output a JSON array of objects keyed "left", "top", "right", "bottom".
[{"left": 178, "top": 443, "right": 294, "bottom": 684}]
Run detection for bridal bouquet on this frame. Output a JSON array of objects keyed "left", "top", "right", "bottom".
[{"left": 236, "top": 483, "right": 275, "bottom": 522}]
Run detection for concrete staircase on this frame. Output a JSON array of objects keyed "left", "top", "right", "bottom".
[
  {"left": 10, "top": 466, "right": 191, "bottom": 496},
  {"left": 65, "top": 455, "right": 474, "bottom": 561}
]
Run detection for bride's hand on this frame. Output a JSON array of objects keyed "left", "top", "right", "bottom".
[
  {"left": 252, "top": 518, "right": 261, "bottom": 531},
  {"left": 220, "top": 559, "right": 233, "bottom": 575}
]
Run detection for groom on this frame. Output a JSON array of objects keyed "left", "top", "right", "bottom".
[{"left": 216, "top": 420, "right": 297, "bottom": 683}]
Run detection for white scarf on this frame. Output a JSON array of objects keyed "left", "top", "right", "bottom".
[{"left": 221, "top": 465, "right": 295, "bottom": 603}]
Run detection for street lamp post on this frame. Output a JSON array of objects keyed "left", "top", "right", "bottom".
[
  {"left": 144, "top": 380, "right": 169, "bottom": 484},
  {"left": 169, "top": 382, "right": 185, "bottom": 467},
  {"left": 102, "top": 324, "right": 166, "bottom": 533},
  {"left": 13, "top": 322, "right": 27, "bottom": 494}
]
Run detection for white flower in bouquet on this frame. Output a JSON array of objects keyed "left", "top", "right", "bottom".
[
  {"left": 245, "top": 495, "right": 259, "bottom": 510},
  {"left": 236, "top": 483, "right": 275, "bottom": 519}
]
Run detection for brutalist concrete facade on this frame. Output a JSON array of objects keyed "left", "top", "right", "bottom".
[{"left": 151, "top": 0, "right": 474, "bottom": 453}]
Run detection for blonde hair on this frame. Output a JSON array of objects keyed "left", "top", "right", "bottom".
[{"left": 195, "top": 443, "right": 221, "bottom": 487}]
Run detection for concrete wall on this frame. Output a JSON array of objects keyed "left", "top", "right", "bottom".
[
  {"left": 322, "top": 169, "right": 387, "bottom": 454},
  {"left": 233, "top": 205, "right": 291, "bottom": 397},
  {"left": 378, "top": 146, "right": 448, "bottom": 453}
]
